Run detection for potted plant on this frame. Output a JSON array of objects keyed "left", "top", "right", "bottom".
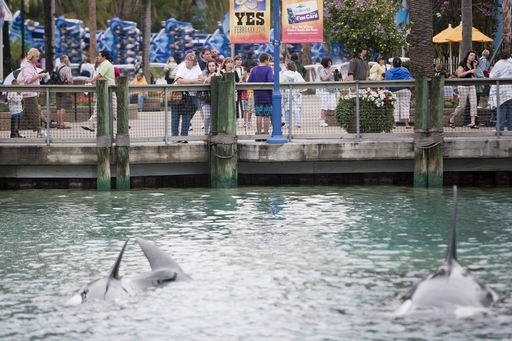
[{"left": 335, "top": 88, "right": 396, "bottom": 133}]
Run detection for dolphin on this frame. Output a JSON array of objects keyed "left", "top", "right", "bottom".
[
  {"left": 395, "top": 186, "right": 498, "bottom": 316},
  {"left": 68, "top": 237, "right": 190, "bottom": 304}
]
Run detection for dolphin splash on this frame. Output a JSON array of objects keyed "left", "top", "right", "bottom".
[
  {"left": 395, "top": 186, "right": 498, "bottom": 316},
  {"left": 69, "top": 237, "right": 190, "bottom": 304}
]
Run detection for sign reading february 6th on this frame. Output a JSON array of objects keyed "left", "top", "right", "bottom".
[
  {"left": 281, "top": 0, "right": 323, "bottom": 43},
  {"left": 229, "top": 0, "right": 271, "bottom": 44}
]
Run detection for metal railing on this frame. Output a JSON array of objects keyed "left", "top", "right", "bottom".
[{"left": 0, "top": 77, "right": 511, "bottom": 145}]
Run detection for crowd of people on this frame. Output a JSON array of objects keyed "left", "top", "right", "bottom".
[{"left": 8, "top": 45, "right": 506, "bottom": 140}]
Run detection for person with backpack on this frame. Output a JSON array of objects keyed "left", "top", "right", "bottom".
[
  {"left": 78, "top": 56, "right": 95, "bottom": 78},
  {"left": 55, "top": 55, "right": 74, "bottom": 129}
]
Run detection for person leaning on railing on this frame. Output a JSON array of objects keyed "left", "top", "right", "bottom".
[
  {"left": 130, "top": 70, "right": 148, "bottom": 112},
  {"left": 81, "top": 50, "right": 117, "bottom": 132},
  {"left": 171, "top": 52, "right": 203, "bottom": 143}
]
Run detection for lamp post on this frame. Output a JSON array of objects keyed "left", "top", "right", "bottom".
[
  {"left": 20, "top": 0, "right": 25, "bottom": 57},
  {"left": 267, "top": 0, "right": 287, "bottom": 144}
]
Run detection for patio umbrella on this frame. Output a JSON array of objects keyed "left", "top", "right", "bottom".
[
  {"left": 444, "top": 24, "right": 493, "bottom": 43},
  {"left": 432, "top": 23, "right": 493, "bottom": 73},
  {"left": 432, "top": 24, "right": 454, "bottom": 44},
  {"left": 433, "top": 24, "right": 455, "bottom": 73}
]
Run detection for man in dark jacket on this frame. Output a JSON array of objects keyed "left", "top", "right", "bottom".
[{"left": 242, "top": 51, "right": 259, "bottom": 70}]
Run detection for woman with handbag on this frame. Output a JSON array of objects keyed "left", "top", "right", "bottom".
[{"left": 172, "top": 53, "right": 203, "bottom": 142}]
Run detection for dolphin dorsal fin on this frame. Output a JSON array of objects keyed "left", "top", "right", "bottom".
[
  {"left": 446, "top": 186, "right": 458, "bottom": 263},
  {"left": 109, "top": 238, "right": 130, "bottom": 280},
  {"left": 136, "top": 237, "right": 183, "bottom": 271}
]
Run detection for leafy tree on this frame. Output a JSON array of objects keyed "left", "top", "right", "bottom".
[{"left": 324, "top": 0, "right": 409, "bottom": 59}]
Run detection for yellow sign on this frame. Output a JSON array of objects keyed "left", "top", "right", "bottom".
[{"left": 229, "top": 0, "right": 271, "bottom": 44}]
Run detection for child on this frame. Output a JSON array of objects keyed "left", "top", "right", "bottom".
[
  {"left": 280, "top": 61, "right": 305, "bottom": 128},
  {"left": 8, "top": 79, "right": 25, "bottom": 138},
  {"left": 241, "top": 69, "right": 254, "bottom": 130}
]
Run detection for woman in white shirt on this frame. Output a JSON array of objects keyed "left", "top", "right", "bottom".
[{"left": 171, "top": 53, "right": 203, "bottom": 142}]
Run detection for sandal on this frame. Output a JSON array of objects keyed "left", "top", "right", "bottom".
[
  {"left": 57, "top": 125, "right": 72, "bottom": 129},
  {"left": 468, "top": 124, "right": 479, "bottom": 129},
  {"left": 448, "top": 120, "right": 455, "bottom": 128}
]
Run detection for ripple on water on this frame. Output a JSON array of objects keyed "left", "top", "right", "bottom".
[{"left": 0, "top": 187, "right": 511, "bottom": 340}]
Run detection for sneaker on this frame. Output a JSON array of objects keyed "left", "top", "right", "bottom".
[
  {"left": 189, "top": 124, "right": 193, "bottom": 131},
  {"left": 320, "top": 120, "right": 328, "bottom": 127},
  {"left": 295, "top": 124, "right": 301, "bottom": 128},
  {"left": 37, "top": 130, "right": 47, "bottom": 138}
]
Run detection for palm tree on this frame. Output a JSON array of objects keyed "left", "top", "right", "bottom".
[
  {"left": 89, "top": 0, "right": 96, "bottom": 59},
  {"left": 43, "top": 0, "right": 55, "bottom": 71},
  {"left": 461, "top": 0, "right": 472, "bottom": 59},
  {"left": 503, "top": 0, "right": 511, "bottom": 51},
  {"left": 408, "top": 0, "right": 433, "bottom": 77},
  {"left": 141, "top": 0, "right": 150, "bottom": 80}
]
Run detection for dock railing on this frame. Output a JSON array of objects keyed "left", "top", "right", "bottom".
[{"left": 0, "top": 77, "right": 511, "bottom": 146}]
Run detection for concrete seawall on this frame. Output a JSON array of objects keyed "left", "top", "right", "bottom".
[{"left": 1, "top": 135, "right": 512, "bottom": 189}]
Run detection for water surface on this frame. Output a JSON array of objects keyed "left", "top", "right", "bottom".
[{"left": 1, "top": 186, "right": 511, "bottom": 340}]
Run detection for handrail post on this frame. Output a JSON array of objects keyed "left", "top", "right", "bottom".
[
  {"left": 355, "top": 82, "right": 360, "bottom": 141},
  {"left": 164, "top": 86, "right": 169, "bottom": 144},
  {"left": 45, "top": 87, "right": 51, "bottom": 145},
  {"left": 287, "top": 84, "right": 293, "bottom": 141},
  {"left": 496, "top": 81, "right": 500, "bottom": 138}
]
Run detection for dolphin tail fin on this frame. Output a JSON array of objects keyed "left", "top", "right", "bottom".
[
  {"left": 108, "top": 238, "right": 130, "bottom": 280},
  {"left": 135, "top": 237, "right": 184, "bottom": 272},
  {"left": 446, "top": 185, "right": 458, "bottom": 263}
]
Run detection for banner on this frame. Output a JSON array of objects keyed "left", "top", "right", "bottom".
[
  {"left": 229, "top": 0, "right": 271, "bottom": 44},
  {"left": 281, "top": 0, "right": 323, "bottom": 43}
]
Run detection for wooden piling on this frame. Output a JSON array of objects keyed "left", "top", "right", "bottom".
[
  {"left": 413, "top": 76, "right": 429, "bottom": 188},
  {"left": 210, "top": 74, "right": 238, "bottom": 188},
  {"left": 96, "top": 80, "right": 111, "bottom": 191},
  {"left": 116, "top": 76, "right": 130, "bottom": 190},
  {"left": 427, "top": 76, "right": 444, "bottom": 187}
]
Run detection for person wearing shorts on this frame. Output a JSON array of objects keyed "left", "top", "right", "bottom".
[{"left": 247, "top": 53, "right": 274, "bottom": 137}]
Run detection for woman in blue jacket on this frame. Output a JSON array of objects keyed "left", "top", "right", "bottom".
[{"left": 385, "top": 57, "right": 414, "bottom": 128}]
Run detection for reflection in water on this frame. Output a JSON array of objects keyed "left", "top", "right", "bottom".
[{"left": 0, "top": 186, "right": 511, "bottom": 340}]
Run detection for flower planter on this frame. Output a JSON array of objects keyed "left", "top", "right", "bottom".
[{"left": 335, "top": 88, "right": 396, "bottom": 133}]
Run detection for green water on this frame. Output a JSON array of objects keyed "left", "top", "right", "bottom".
[{"left": 0, "top": 186, "right": 511, "bottom": 340}]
